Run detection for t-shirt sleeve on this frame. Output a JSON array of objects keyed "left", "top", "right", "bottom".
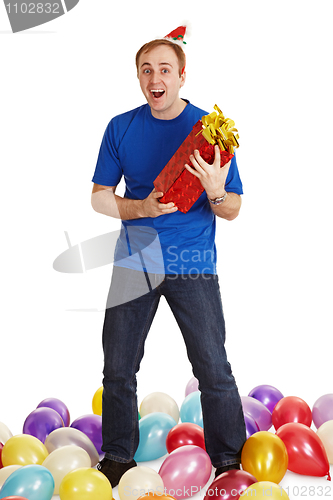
[
  {"left": 92, "top": 119, "right": 123, "bottom": 186},
  {"left": 224, "top": 152, "right": 243, "bottom": 195}
]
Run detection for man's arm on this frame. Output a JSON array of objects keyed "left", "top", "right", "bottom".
[
  {"left": 91, "top": 184, "right": 178, "bottom": 220},
  {"left": 184, "top": 145, "right": 242, "bottom": 221}
]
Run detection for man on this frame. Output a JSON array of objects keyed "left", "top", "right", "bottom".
[{"left": 91, "top": 32, "right": 246, "bottom": 488}]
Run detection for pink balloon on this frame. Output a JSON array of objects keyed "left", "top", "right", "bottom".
[
  {"left": 241, "top": 396, "right": 272, "bottom": 431},
  {"left": 159, "top": 445, "right": 212, "bottom": 499},
  {"left": 185, "top": 377, "right": 199, "bottom": 397},
  {"left": 204, "top": 470, "right": 257, "bottom": 500}
]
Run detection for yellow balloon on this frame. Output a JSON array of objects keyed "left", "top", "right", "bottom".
[
  {"left": 92, "top": 386, "right": 103, "bottom": 416},
  {"left": 241, "top": 431, "right": 288, "bottom": 483},
  {"left": 59, "top": 467, "right": 112, "bottom": 500},
  {"left": 2, "top": 434, "right": 48, "bottom": 466},
  {"left": 243, "top": 481, "right": 290, "bottom": 500}
]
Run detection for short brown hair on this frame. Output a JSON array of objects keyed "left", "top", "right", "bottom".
[{"left": 136, "top": 39, "right": 186, "bottom": 77}]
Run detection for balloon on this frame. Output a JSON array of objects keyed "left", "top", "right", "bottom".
[
  {"left": 159, "top": 445, "right": 212, "bottom": 499},
  {"left": 0, "top": 497, "right": 29, "bottom": 499},
  {"left": 272, "top": 396, "right": 312, "bottom": 430},
  {"left": 134, "top": 412, "right": 176, "bottom": 462},
  {"left": 313, "top": 394, "right": 333, "bottom": 429},
  {"left": 241, "top": 396, "right": 272, "bottom": 431},
  {"left": 92, "top": 386, "right": 103, "bottom": 416},
  {"left": 23, "top": 407, "right": 64, "bottom": 443},
  {"left": 0, "top": 443, "right": 3, "bottom": 469},
  {"left": 185, "top": 377, "right": 199, "bottom": 397},
  {"left": 138, "top": 494, "right": 175, "bottom": 500},
  {"left": 0, "top": 465, "right": 54, "bottom": 500},
  {"left": 180, "top": 391, "right": 202, "bottom": 428},
  {"left": 241, "top": 431, "right": 288, "bottom": 483},
  {"left": 244, "top": 412, "right": 260, "bottom": 439},
  {"left": 37, "top": 397, "right": 70, "bottom": 427},
  {"left": 317, "top": 420, "right": 333, "bottom": 464},
  {"left": 44, "top": 427, "right": 99, "bottom": 466},
  {"left": 277, "top": 422, "right": 330, "bottom": 478},
  {"left": 248, "top": 385, "right": 284, "bottom": 413},
  {"left": 118, "top": 466, "right": 164, "bottom": 500},
  {"left": 0, "top": 466, "right": 22, "bottom": 488},
  {"left": 42, "top": 444, "right": 91, "bottom": 494},
  {"left": 0, "top": 424, "right": 13, "bottom": 446},
  {"left": 204, "top": 469, "right": 257, "bottom": 500},
  {"left": 166, "top": 423, "right": 205, "bottom": 453},
  {"left": 70, "top": 414, "right": 102, "bottom": 455},
  {"left": 1, "top": 435, "right": 48, "bottom": 466},
  {"left": 243, "top": 481, "right": 290, "bottom": 500},
  {"left": 59, "top": 467, "right": 112, "bottom": 500},
  {"left": 140, "top": 392, "right": 180, "bottom": 423}
]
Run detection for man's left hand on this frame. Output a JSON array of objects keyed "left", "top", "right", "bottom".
[{"left": 184, "top": 145, "right": 231, "bottom": 200}]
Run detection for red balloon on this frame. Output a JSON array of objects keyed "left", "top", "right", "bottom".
[
  {"left": 272, "top": 396, "right": 312, "bottom": 430},
  {"left": 204, "top": 469, "right": 257, "bottom": 500},
  {"left": 0, "top": 497, "right": 29, "bottom": 499},
  {"left": 166, "top": 422, "right": 205, "bottom": 453},
  {"left": 276, "top": 422, "right": 330, "bottom": 479}
]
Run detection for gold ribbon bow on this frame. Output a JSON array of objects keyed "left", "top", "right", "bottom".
[{"left": 198, "top": 104, "right": 239, "bottom": 154}]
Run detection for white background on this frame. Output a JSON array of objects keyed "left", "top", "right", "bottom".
[{"left": 1, "top": 1, "right": 333, "bottom": 499}]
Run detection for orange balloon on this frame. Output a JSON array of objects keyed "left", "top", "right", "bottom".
[
  {"left": 138, "top": 494, "right": 176, "bottom": 500},
  {"left": 241, "top": 431, "right": 288, "bottom": 483}
]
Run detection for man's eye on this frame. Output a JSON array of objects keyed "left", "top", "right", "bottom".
[
  {"left": 162, "top": 69, "right": 169, "bottom": 73},
  {"left": 143, "top": 69, "right": 151, "bottom": 74}
]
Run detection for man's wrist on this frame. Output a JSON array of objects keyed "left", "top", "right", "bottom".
[{"left": 207, "top": 191, "right": 228, "bottom": 205}]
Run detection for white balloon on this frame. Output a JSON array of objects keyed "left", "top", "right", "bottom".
[
  {"left": 0, "top": 422, "right": 13, "bottom": 445},
  {"left": 43, "top": 444, "right": 91, "bottom": 494},
  {"left": 44, "top": 427, "right": 99, "bottom": 466},
  {"left": 317, "top": 420, "right": 333, "bottom": 464},
  {"left": 118, "top": 466, "right": 164, "bottom": 500},
  {"left": 0, "top": 465, "right": 22, "bottom": 487},
  {"left": 140, "top": 392, "right": 180, "bottom": 423}
]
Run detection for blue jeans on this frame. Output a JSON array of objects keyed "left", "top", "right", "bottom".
[{"left": 101, "top": 267, "right": 246, "bottom": 468}]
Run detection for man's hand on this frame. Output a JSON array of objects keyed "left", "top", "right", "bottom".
[
  {"left": 184, "top": 145, "right": 231, "bottom": 200},
  {"left": 140, "top": 188, "right": 178, "bottom": 218}
]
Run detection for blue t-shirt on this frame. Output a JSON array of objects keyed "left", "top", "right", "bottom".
[{"left": 92, "top": 100, "right": 243, "bottom": 275}]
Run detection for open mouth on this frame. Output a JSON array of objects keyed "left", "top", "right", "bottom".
[{"left": 150, "top": 89, "right": 165, "bottom": 99}]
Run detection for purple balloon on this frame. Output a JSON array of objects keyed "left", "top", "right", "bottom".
[
  {"left": 37, "top": 397, "right": 70, "bottom": 427},
  {"left": 159, "top": 445, "right": 212, "bottom": 499},
  {"left": 244, "top": 411, "right": 260, "bottom": 439},
  {"left": 248, "top": 385, "right": 284, "bottom": 413},
  {"left": 70, "top": 414, "right": 102, "bottom": 455},
  {"left": 312, "top": 394, "right": 333, "bottom": 429},
  {"left": 23, "top": 407, "right": 64, "bottom": 443},
  {"left": 185, "top": 376, "right": 199, "bottom": 397},
  {"left": 241, "top": 396, "right": 272, "bottom": 431}
]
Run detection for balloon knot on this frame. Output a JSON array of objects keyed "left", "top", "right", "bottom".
[{"left": 327, "top": 471, "right": 331, "bottom": 481}]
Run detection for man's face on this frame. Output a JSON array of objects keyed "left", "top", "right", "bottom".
[{"left": 138, "top": 45, "right": 186, "bottom": 120}]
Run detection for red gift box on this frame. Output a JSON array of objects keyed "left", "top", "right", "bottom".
[{"left": 153, "top": 108, "right": 237, "bottom": 214}]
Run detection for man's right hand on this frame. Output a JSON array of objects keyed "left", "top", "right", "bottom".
[{"left": 140, "top": 189, "right": 178, "bottom": 218}]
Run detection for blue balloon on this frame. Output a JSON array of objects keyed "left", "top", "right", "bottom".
[
  {"left": 0, "top": 465, "right": 54, "bottom": 500},
  {"left": 134, "top": 412, "right": 176, "bottom": 462},
  {"left": 180, "top": 390, "right": 203, "bottom": 428}
]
